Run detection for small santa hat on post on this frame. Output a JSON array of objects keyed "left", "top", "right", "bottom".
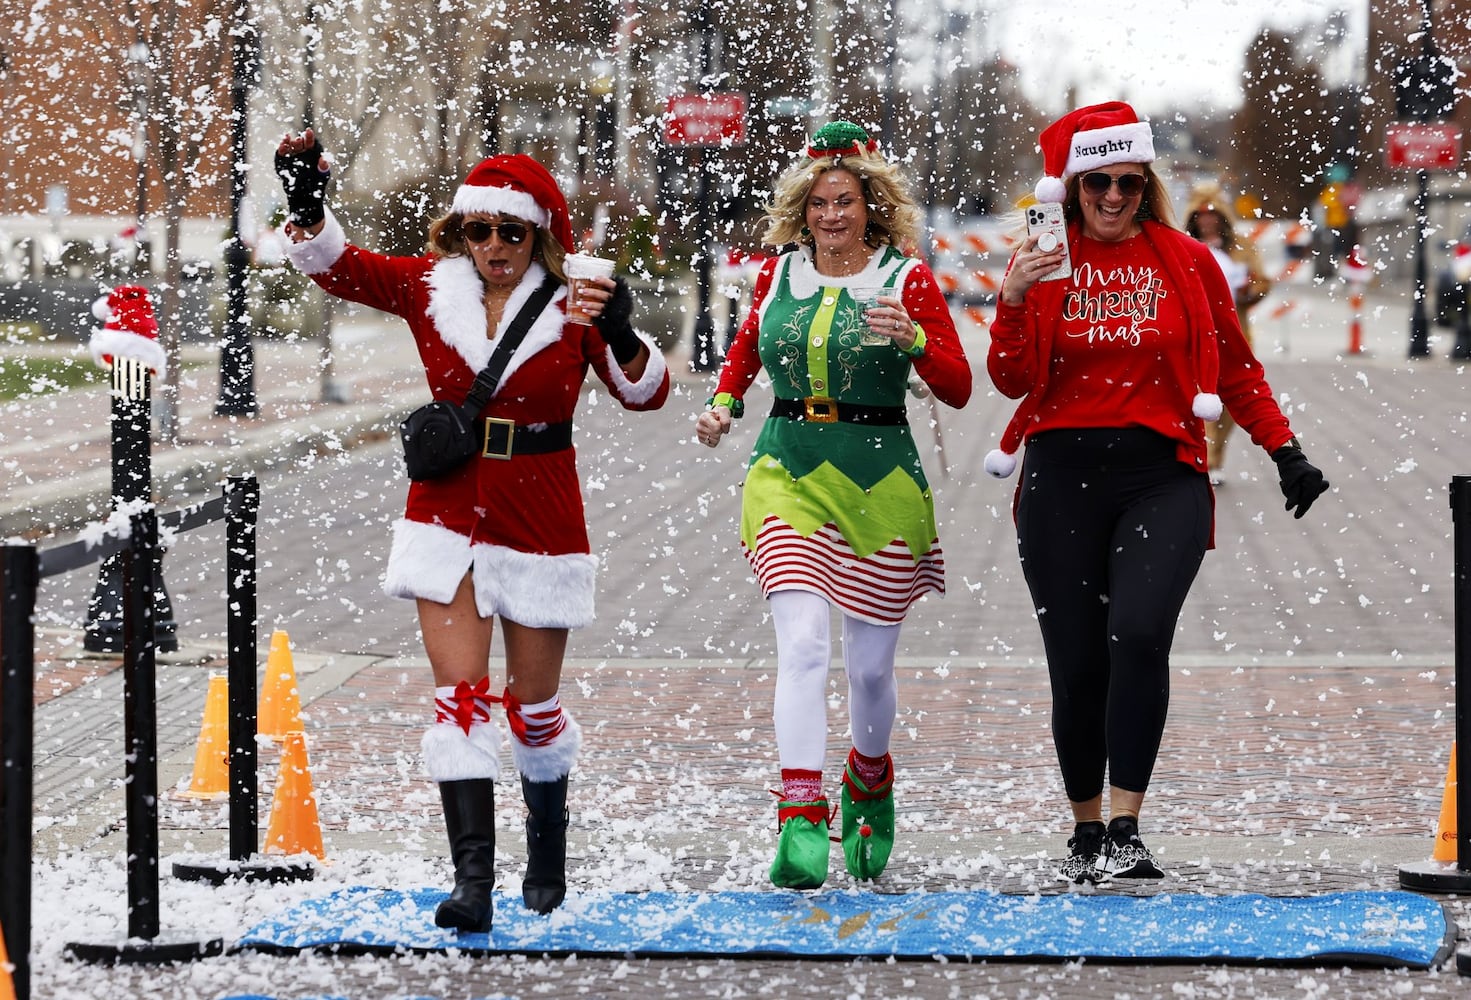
[
  {"left": 90, "top": 284, "right": 166, "bottom": 377},
  {"left": 1033, "top": 100, "right": 1156, "bottom": 205},
  {"left": 451, "top": 154, "right": 575, "bottom": 253}
]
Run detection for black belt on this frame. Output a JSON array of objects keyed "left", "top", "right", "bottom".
[
  {"left": 480, "top": 418, "right": 574, "bottom": 459},
  {"left": 770, "top": 396, "right": 908, "bottom": 426}
]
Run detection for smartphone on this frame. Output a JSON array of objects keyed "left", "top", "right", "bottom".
[{"left": 1025, "top": 202, "right": 1072, "bottom": 281}]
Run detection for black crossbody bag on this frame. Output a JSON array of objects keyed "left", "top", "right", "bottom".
[{"left": 399, "top": 276, "right": 558, "bottom": 481}]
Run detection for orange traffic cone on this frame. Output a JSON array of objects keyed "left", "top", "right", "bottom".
[
  {"left": 0, "top": 920, "right": 16, "bottom": 1000},
  {"left": 258, "top": 629, "right": 303, "bottom": 740},
  {"left": 263, "top": 730, "right": 325, "bottom": 860},
  {"left": 1433, "top": 742, "right": 1458, "bottom": 862},
  {"left": 179, "top": 674, "right": 230, "bottom": 799}
]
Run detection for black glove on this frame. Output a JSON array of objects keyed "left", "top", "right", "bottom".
[
  {"left": 1271, "top": 440, "right": 1329, "bottom": 519},
  {"left": 274, "top": 138, "right": 331, "bottom": 228},
  {"left": 594, "top": 275, "right": 643, "bottom": 364}
]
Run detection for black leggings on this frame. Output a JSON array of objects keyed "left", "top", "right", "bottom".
[{"left": 1016, "top": 428, "right": 1211, "bottom": 803}]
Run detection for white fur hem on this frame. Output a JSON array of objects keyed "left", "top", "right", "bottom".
[
  {"left": 471, "top": 544, "right": 597, "bottom": 627},
  {"left": 604, "top": 333, "right": 667, "bottom": 404},
  {"left": 508, "top": 712, "right": 583, "bottom": 782},
  {"left": 383, "top": 519, "right": 473, "bottom": 604},
  {"left": 284, "top": 209, "right": 347, "bottom": 275},
  {"left": 422, "top": 721, "right": 503, "bottom": 781}
]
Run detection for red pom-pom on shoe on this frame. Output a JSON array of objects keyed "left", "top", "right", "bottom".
[{"left": 859, "top": 824, "right": 872, "bottom": 838}]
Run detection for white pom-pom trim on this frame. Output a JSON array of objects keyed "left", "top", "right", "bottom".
[
  {"left": 984, "top": 448, "right": 1018, "bottom": 479},
  {"left": 1192, "top": 392, "right": 1223, "bottom": 421},
  {"left": 1035, "top": 177, "right": 1067, "bottom": 204},
  {"left": 93, "top": 296, "right": 112, "bottom": 321}
]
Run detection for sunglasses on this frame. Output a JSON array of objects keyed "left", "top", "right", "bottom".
[
  {"left": 1080, "top": 172, "right": 1147, "bottom": 198},
  {"left": 461, "top": 220, "right": 532, "bottom": 245}
]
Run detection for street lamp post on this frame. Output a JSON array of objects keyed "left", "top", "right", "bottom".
[
  {"left": 125, "top": 38, "right": 150, "bottom": 278},
  {"left": 216, "top": 0, "right": 259, "bottom": 416}
]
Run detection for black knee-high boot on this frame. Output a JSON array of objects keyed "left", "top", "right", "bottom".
[
  {"left": 521, "top": 775, "right": 569, "bottom": 914},
  {"left": 435, "top": 778, "right": 496, "bottom": 932}
]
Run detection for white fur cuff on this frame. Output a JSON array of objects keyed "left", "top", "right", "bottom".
[
  {"left": 604, "top": 333, "right": 668, "bottom": 404},
  {"left": 382, "top": 518, "right": 473, "bottom": 604},
  {"left": 508, "top": 712, "right": 583, "bottom": 782},
  {"left": 471, "top": 544, "right": 596, "bottom": 628},
  {"left": 422, "top": 721, "right": 503, "bottom": 782},
  {"left": 284, "top": 209, "right": 348, "bottom": 275}
]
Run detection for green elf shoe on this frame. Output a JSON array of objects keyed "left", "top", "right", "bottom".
[
  {"left": 769, "top": 798, "right": 832, "bottom": 889},
  {"left": 841, "top": 751, "right": 895, "bottom": 880}
]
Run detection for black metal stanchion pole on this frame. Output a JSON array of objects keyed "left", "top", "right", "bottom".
[
  {"left": 1, "top": 543, "right": 39, "bottom": 1000},
  {"left": 173, "top": 476, "right": 309, "bottom": 884},
  {"left": 1400, "top": 476, "right": 1471, "bottom": 899},
  {"left": 84, "top": 359, "right": 177, "bottom": 653},
  {"left": 67, "top": 512, "right": 223, "bottom": 964}
]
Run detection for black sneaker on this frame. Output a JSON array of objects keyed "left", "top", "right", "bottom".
[
  {"left": 1057, "top": 821, "right": 1106, "bottom": 884},
  {"left": 1098, "top": 815, "right": 1164, "bottom": 879}
]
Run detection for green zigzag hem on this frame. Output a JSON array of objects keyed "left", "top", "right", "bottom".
[{"left": 741, "top": 454, "right": 938, "bottom": 562}]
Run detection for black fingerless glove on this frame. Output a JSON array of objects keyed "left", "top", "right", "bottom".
[
  {"left": 595, "top": 275, "right": 643, "bottom": 364},
  {"left": 274, "top": 139, "right": 330, "bottom": 228},
  {"left": 1271, "top": 439, "right": 1329, "bottom": 519}
]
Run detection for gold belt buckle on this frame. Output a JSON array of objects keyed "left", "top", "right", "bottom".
[
  {"left": 482, "top": 417, "right": 516, "bottom": 459},
  {"left": 803, "top": 396, "right": 838, "bottom": 423}
]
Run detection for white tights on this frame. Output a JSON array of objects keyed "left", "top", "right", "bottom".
[{"left": 770, "top": 589, "right": 901, "bottom": 772}]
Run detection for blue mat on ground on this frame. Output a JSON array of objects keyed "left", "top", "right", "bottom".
[{"left": 235, "top": 887, "right": 1453, "bottom": 968}]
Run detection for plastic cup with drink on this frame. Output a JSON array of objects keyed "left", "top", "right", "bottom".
[
  {"left": 564, "top": 253, "right": 617, "bottom": 325},
  {"left": 852, "top": 285, "right": 891, "bottom": 346}
]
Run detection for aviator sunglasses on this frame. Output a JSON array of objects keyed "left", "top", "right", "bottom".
[
  {"left": 461, "top": 219, "right": 532, "bottom": 245},
  {"left": 1080, "top": 172, "right": 1147, "bottom": 198}
]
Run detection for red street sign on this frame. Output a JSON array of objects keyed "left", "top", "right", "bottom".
[
  {"left": 662, "top": 92, "right": 747, "bottom": 148},
  {"left": 1385, "top": 123, "right": 1463, "bottom": 170}
]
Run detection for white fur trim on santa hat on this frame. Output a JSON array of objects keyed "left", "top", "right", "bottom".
[
  {"left": 602, "top": 332, "right": 667, "bottom": 404},
  {"left": 422, "top": 719, "right": 503, "bottom": 782},
  {"left": 1192, "top": 392, "right": 1223, "bottom": 421},
  {"left": 1064, "top": 121, "right": 1155, "bottom": 177},
  {"left": 89, "top": 328, "right": 167, "bottom": 377},
  {"left": 984, "top": 448, "right": 1018, "bottom": 479},
  {"left": 507, "top": 711, "right": 582, "bottom": 782},
  {"left": 383, "top": 518, "right": 473, "bottom": 604},
  {"left": 471, "top": 543, "right": 597, "bottom": 628},
  {"left": 451, "top": 184, "right": 552, "bottom": 229},
  {"left": 283, "top": 208, "right": 347, "bottom": 275}
]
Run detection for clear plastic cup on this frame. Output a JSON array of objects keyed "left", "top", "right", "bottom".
[
  {"left": 852, "top": 285, "right": 889, "bottom": 346},
  {"left": 564, "top": 253, "right": 616, "bottom": 324}
]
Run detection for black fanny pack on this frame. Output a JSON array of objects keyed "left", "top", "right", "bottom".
[{"left": 400, "top": 276, "right": 558, "bottom": 481}]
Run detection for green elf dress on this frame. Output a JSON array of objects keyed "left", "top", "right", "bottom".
[{"left": 710, "top": 243, "right": 972, "bottom": 624}]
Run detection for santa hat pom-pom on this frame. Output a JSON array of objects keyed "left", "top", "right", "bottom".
[
  {"left": 984, "top": 448, "right": 1018, "bottom": 479},
  {"left": 1034, "top": 176, "right": 1067, "bottom": 204},
  {"left": 92, "top": 295, "right": 112, "bottom": 322},
  {"left": 1192, "top": 392, "right": 1223, "bottom": 421}
]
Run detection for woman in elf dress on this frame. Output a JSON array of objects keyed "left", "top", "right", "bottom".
[{"left": 694, "top": 121, "right": 971, "bottom": 888}]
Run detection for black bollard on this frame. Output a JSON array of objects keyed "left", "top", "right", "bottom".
[
  {"left": 83, "top": 358, "right": 177, "bottom": 653},
  {"left": 1400, "top": 476, "right": 1471, "bottom": 894}
]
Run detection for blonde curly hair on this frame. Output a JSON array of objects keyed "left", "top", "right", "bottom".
[{"left": 761, "top": 150, "right": 922, "bottom": 253}]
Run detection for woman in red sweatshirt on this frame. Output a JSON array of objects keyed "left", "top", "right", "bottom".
[{"left": 985, "top": 102, "right": 1328, "bottom": 885}]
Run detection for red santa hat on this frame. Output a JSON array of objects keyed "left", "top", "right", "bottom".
[
  {"left": 450, "top": 154, "right": 574, "bottom": 253},
  {"left": 90, "top": 284, "right": 166, "bottom": 376},
  {"left": 1034, "top": 101, "right": 1156, "bottom": 204}
]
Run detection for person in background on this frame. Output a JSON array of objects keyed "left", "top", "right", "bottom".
[
  {"left": 984, "top": 102, "right": 1328, "bottom": 886},
  {"left": 1184, "top": 184, "right": 1273, "bottom": 485},
  {"left": 694, "top": 121, "right": 971, "bottom": 889},
  {"left": 275, "top": 130, "right": 669, "bottom": 932}
]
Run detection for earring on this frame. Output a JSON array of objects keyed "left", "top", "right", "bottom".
[{"left": 800, "top": 225, "right": 810, "bottom": 238}]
